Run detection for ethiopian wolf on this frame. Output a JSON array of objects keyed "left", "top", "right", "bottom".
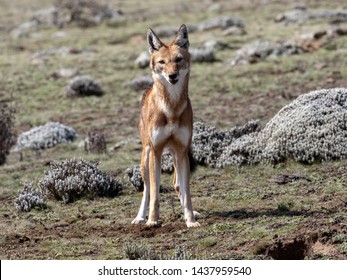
[{"left": 132, "top": 24, "right": 200, "bottom": 228}]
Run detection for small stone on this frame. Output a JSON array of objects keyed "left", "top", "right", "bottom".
[{"left": 135, "top": 51, "right": 150, "bottom": 68}]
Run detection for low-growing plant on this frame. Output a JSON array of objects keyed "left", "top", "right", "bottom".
[
  {"left": 84, "top": 130, "right": 107, "bottom": 154},
  {"left": 39, "top": 158, "right": 122, "bottom": 203},
  {"left": 126, "top": 165, "right": 143, "bottom": 192},
  {"left": 66, "top": 75, "right": 104, "bottom": 97},
  {"left": 14, "top": 182, "right": 46, "bottom": 212},
  {"left": 277, "top": 200, "right": 295, "bottom": 212}
]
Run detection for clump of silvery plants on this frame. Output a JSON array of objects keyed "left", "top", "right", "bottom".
[
  {"left": 13, "top": 121, "right": 77, "bottom": 152},
  {"left": 39, "top": 158, "right": 121, "bottom": 203},
  {"left": 66, "top": 75, "right": 104, "bottom": 97},
  {"left": 84, "top": 130, "right": 107, "bottom": 154},
  {"left": 194, "top": 88, "right": 347, "bottom": 167},
  {"left": 192, "top": 120, "right": 260, "bottom": 168},
  {"left": 14, "top": 182, "right": 46, "bottom": 212},
  {"left": 125, "top": 76, "right": 153, "bottom": 92},
  {"left": 126, "top": 166, "right": 143, "bottom": 192},
  {"left": 252, "top": 88, "right": 347, "bottom": 164}
]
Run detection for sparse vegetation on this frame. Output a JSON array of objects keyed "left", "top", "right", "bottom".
[{"left": 14, "top": 182, "right": 46, "bottom": 212}]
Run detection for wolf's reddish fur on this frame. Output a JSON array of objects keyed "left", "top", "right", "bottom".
[{"left": 132, "top": 24, "right": 200, "bottom": 228}]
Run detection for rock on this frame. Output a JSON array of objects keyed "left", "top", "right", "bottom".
[
  {"left": 198, "top": 16, "right": 244, "bottom": 31},
  {"left": 51, "top": 68, "right": 79, "bottom": 79},
  {"left": 66, "top": 75, "right": 104, "bottom": 97},
  {"left": 222, "top": 26, "right": 246, "bottom": 36},
  {"left": 11, "top": 0, "right": 125, "bottom": 35},
  {"left": 190, "top": 47, "right": 216, "bottom": 62},
  {"left": 32, "top": 6, "right": 58, "bottom": 25},
  {"left": 10, "top": 21, "right": 38, "bottom": 38},
  {"left": 203, "top": 39, "right": 230, "bottom": 51},
  {"left": 53, "top": 0, "right": 125, "bottom": 28},
  {"left": 125, "top": 76, "right": 153, "bottom": 92},
  {"left": 230, "top": 40, "right": 305, "bottom": 66},
  {"left": 275, "top": 9, "right": 308, "bottom": 24},
  {"left": 13, "top": 122, "right": 78, "bottom": 152},
  {"left": 135, "top": 51, "right": 150, "bottom": 68},
  {"left": 275, "top": 8, "right": 347, "bottom": 25}
]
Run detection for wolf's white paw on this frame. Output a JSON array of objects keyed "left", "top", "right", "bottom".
[
  {"left": 145, "top": 220, "right": 158, "bottom": 227},
  {"left": 186, "top": 221, "right": 201, "bottom": 228},
  {"left": 131, "top": 217, "right": 146, "bottom": 225}
]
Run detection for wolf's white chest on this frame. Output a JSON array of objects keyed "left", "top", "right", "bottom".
[{"left": 150, "top": 124, "right": 190, "bottom": 148}]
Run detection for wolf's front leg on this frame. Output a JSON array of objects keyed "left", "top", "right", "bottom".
[
  {"left": 176, "top": 152, "right": 200, "bottom": 228},
  {"left": 132, "top": 146, "right": 150, "bottom": 224},
  {"left": 146, "top": 149, "right": 161, "bottom": 227}
]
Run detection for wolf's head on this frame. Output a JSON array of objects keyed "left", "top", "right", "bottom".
[{"left": 147, "top": 24, "right": 190, "bottom": 86}]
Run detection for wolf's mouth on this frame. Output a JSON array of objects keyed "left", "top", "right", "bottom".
[{"left": 169, "top": 79, "right": 178, "bottom": 85}]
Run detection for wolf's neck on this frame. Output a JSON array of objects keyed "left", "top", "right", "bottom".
[{"left": 154, "top": 74, "right": 189, "bottom": 105}]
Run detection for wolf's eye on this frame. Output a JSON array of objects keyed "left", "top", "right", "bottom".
[
  {"left": 158, "top": 60, "right": 165, "bottom": 64},
  {"left": 175, "top": 57, "right": 183, "bottom": 63}
]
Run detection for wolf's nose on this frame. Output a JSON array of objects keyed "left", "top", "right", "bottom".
[{"left": 169, "top": 73, "right": 178, "bottom": 80}]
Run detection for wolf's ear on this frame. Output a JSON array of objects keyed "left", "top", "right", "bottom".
[
  {"left": 147, "top": 28, "right": 163, "bottom": 53},
  {"left": 174, "top": 24, "right": 189, "bottom": 50}
]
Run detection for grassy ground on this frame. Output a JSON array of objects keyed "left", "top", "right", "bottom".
[{"left": 1, "top": 0, "right": 347, "bottom": 259}]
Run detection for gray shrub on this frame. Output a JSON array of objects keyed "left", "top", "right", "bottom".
[
  {"left": 192, "top": 120, "right": 261, "bottom": 168},
  {"left": 252, "top": 88, "right": 347, "bottom": 164},
  {"left": 125, "top": 76, "right": 153, "bottom": 92},
  {"left": 14, "top": 182, "right": 46, "bottom": 212},
  {"left": 126, "top": 166, "right": 143, "bottom": 192},
  {"left": 39, "top": 158, "right": 121, "bottom": 203},
  {"left": 13, "top": 122, "right": 77, "bottom": 152},
  {"left": 66, "top": 75, "right": 104, "bottom": 97}
]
